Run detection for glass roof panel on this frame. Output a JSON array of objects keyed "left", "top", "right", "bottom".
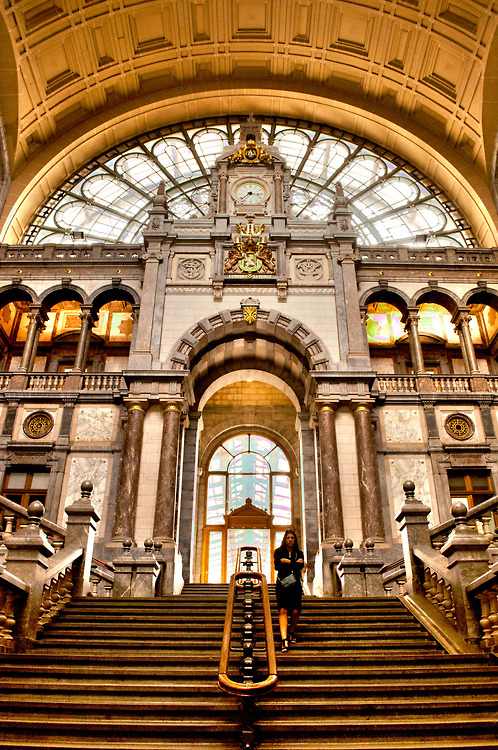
[{"left": 21, "top": 117, "right": 477, "bottom": 248}]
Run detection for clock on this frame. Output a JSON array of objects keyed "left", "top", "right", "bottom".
[{"left": 234, "top": 181, "right": 267, "bottom": 204}]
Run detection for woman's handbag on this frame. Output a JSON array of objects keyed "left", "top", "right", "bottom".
[{"left": 279, "top": 572, "right": 297, "bottom": 588}]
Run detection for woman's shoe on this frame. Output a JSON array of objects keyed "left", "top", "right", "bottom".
[
  {"left": 289, "top": 634, "right": 297, "bottom": 644},
  {"left": 281, "top": 638, "right": 289, "bottom": 652}
]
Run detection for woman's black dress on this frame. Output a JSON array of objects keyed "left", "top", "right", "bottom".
[{"left": 274, "top": 546, "right": 304, "bottom": 614}]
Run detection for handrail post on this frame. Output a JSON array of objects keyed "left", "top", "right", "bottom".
[
  {"left": 3, "top": 501, "right": 54, "bottom": 649},
  {"left": 64, "top": 481, "right": 100, "bottom": 596},
  {"left": 396, "top": 480, "right": 432, "bottom": 596},
  {"left": 441, "top": 502, "right": 492, "bottom": 645}
]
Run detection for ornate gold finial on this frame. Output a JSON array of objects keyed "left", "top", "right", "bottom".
[{"left": 228, "top": 136, "right": 274, "bottom": 164}]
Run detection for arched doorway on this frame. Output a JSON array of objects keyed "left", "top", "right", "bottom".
[{"left": 201, "top": 433, "right": 292, "bottom": 582}]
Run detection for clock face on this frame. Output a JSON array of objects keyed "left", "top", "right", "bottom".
[{"left": 234, "top": 181, "right": 267, "bottom": 204}]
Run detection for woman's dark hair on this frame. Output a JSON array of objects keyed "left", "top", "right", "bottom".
[{"left": 277, "top": 529, "right": 300, "bottom": 552}]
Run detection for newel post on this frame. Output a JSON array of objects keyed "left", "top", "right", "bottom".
[
  {"left": 64, "top": 480, "right": 100, "bottom": 596},
  {"left": 395, "top": 480, "right": 432, "bottom": 596},
  {"left": 441, "top": 502, "right": 491, "bottom": 645},
  {"left": 3, "top": 501, "right": 54, "bottom": 648}
]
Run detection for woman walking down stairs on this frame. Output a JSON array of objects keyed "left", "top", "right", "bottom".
[{"left": 0, "top": 585, "right": 496, "bottom": 749}]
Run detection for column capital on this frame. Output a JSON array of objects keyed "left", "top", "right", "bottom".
[
  {"left": 159, "top": 399, "right": 184, "bottom": 414},
  {"left": 140, "top": 251, "right": 163, "bottom": 263},
  {"left": 314, "top": 400, "right": 340, "bottom": 415},
  {"left": 451, "top": 307, "right": 472, "bottom": 328},
  {"left": 401, "top": 307, "right": 420, "bottom": 327},
  {"left": 123, "top": 399, "right": 149, "bottom": 414},
  {"left": 349, "top": 400, "right": 375, "bottom": 414}
]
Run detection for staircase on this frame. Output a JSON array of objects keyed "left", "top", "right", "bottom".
[{"left": 0, "top": 585, "right": 495, "bottom": 749}]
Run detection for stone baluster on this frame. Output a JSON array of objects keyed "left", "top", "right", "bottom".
[
  {"left": 402, "top": 308, "right": 426, "bottom": 374},
  {"left": 130, "top": 539, "right": 160, "bottom": 597},
  {"left": 112, "top": 401, "right": 148, "bottom": 542},
  {"left": 350, "top": 401, "right": 385, "bottom": 541},
  {"left": 3, "top": 501, "right": 54, "bottom": 648},
  {"left": 440, "top": 502, "right": 492, "bottom": 645},
  {"left": 316, "top": 403, "right": 344, "bottom": 540}
]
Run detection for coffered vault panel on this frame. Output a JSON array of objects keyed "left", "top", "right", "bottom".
[{"left": 22, "top": 117, "right": 477, "bottom": 248}]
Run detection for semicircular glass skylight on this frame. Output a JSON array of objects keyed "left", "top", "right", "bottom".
[{"left": 22, "top": 117, "right": 477, "bottom": 248}]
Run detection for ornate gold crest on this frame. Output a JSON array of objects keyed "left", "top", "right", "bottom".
[
  {"left": 224, "top": 218, "right": 276, "bottom": 277},
  {"left": 243, "top": 306, "right": 258, "bottom": 323},
  {"left": 228, "top": 137, "right": 274, "bottom": 164}
]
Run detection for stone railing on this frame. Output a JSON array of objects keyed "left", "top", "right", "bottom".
[
  {"left": 376, "top": 374, "right": 475, "bottom": 394},
  {"left": 0, "top": 495, "right": 66, "bottom": 553},
  {"left": 26, "top": 373, "right": 66, "bottom": 390},
  {"left": 396, "top": 480, "right": 498, "bottom": 653},
  {"left": 0, "top": 481, "right": 99, "bottom": 650},
  {"left": 82, "top": 373, "right": 123, "bottom": 391},
  {"left": 0, "top": 371, "right": 125, "bottom": 393}
]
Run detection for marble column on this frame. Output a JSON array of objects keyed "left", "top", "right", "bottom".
[
  {"left": 351, "top": 402, "right": 385, "bottom": 541},
  {"left": 317, "top": 403, "right": 344, "bottom": 540},
  {"left": 402, "top": 308, "right": 426, "bottom": 374},
  {"left": 153, "top": 401, "right": 182, "bottom": 541},
  {"left": 453, "top": 310, "right": 479, "bottom": 374},
  {"left": 73, "top": 308, "right": 95, "bottom": 372},
  {"left": 112, "top": 401, "right": 147, "bottom": 540},
  {"left": 27, "top": 318, "right": 45, "bottom": 371},
  {"left": 19, "top": 308, "right": 47, "bottom": 372},
  {"left": 218, "top": 169, "right": 228, "bottom": 213}
]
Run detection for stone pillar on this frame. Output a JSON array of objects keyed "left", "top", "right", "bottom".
[
  {"left": 72, "top": 307, "right": 96, "bottom": 373},
  {"left": 274, "top": 167, "right": 283, "bottom": 214},
  {"left": 395, "top": 480, "right": 432, "bottom": 596},
  {"left": 453, "top": 310, "right": 479, "bottom": 374},
  {"left": 402, "top": 308, "right": 426, "bottom": 374},
  {"left": 178, "top": 412, "right": 201, "bottom": 582},
  {"left": 19, "top": 307, "right": 47, "bottom": 372},
  {"left": 64, "top": 480, "right": 100, "bottom": 596},
  {"left": 27, "top": 318, "right": 45, "bottom": 372},
  {"left": 351, "top": 401, "right": 384, "bottom": 541},
  {"left": 153, "top": 401, "right": 182, "bottom": 541},
  {"left": 317, "top": 403, "right": 344, "bottom": 540},
  {"left": 112, "top": 401, "right": 147, "bottom": 541},
  {"left": 218, "top": 168, "right": 228, "bottom": 213},
  {"left": 130, "top": 252, "right": 163, "bottom": 367},
  {"left": 337, "top": 255, "right": 370, "bottom": 366}
]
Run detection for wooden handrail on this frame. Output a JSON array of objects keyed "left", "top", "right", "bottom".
[{"left": 218, "top": 571, "right": 277, "bottom": 696}]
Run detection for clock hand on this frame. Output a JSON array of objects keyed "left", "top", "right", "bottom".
[{"left": 239, "top": 190, "right": 254, "bottom": 201}]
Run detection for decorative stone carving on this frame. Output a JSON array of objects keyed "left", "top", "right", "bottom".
[
  {"left": 444, "top": 413, "right": 475, "bottom": 441},
  {"left": 23, "top": 411, "right": 54, "bottom": 439},
  {"left": 295, "top": 258, "right": 323, "bottom": 280},
  {"left": 177, "top": 258, "right": 206, "bottom": 280}
]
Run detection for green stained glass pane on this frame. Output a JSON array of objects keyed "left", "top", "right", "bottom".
[
  {"left": 206, "top": 475, "right": 225, "bottom": 524},
  {"left": 266, "top": 447, "right": 290, "bottom": 472},
  {"left": 209, "top": 446, "right": 231, "bottom": 471},
  {"left": 207, "top": 532, "right": 223, "bottom": 583},
  {"left": 272, "top": 475, "right": 292, "bottom": 524},
  {"left": 227, "top": 529, "right": 271, "bottom": 578},
  {"left": 223, "top": 435, "right": 248, "bottom": 455},
  {"left": 228, "top": 475, "right": 269, "bottom": 512},
  {"left": 229, "top": 453, "right": 269, "bottom": 474},
  {"left": 250, "top": 435, "right": 275, "bottom": 455}
]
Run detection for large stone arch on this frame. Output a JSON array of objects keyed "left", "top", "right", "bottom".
[
  {"left": 167, "top": 307, "right": 332, "bottom": 405},
  {"left": 360, "top": 285, "right": 412, "bottom": 315}
]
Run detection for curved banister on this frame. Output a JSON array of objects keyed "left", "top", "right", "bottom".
[{"left": 218, "top": 571, "right": 277, "bottom": 696}]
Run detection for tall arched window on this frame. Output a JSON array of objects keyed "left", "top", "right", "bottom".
[{"left": 202, "top": 433, "right": 292, "bottom": 583}]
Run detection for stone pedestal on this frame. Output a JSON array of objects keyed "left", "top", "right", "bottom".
[
  {"left": 64, "top": 480, "right": 100, "bottom": 596},
  {"left": 395, "top": 480, "right": 432, "bottom": 596},
  {"left": 336, "top": 541, "right": 385, "bottom": 597},
  {"left": 112, "top": 540, "right": 135, "bottom": 598},
  {"left": 130, "top": 540, "right": 160, "bottom": 598},
  {"left": 151, "top": 540, "right": 184, "bottom": 596}
]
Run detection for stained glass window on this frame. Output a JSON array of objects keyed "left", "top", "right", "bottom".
[
  {"left": 22, "top": 118, "right": 476, "bottom": 248},
  {"left": 206, "top": 433, "right": 291, "bottom": 524}
]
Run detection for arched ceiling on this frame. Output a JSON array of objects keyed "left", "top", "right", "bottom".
[{"left": 1, "top": 0, "right": 498, "bottom": 244}]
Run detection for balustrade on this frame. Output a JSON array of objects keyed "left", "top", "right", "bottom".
[{"left": 26, "top": 373, "right": 66, "bottom": 390}]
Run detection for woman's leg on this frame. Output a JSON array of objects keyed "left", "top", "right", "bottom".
[
  {"left": 279, "top": 608, "right": 288, "bottom": 640},
  {"left": 289, "top": 608, "right": 300, "bottom": 638}
]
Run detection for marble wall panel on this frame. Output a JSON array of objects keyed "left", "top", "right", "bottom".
[
  {"left": 60, "top": 455, "right": 110, "bottom": 535},
  {"left": 383, "top": 408, "right": 423, "bottom": 444},
  {"left": 74, "top": 406, "right": 115, "bottom": 443},
  {"left": 387, "top": 456, "right": 434, "bottom": 532}
]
